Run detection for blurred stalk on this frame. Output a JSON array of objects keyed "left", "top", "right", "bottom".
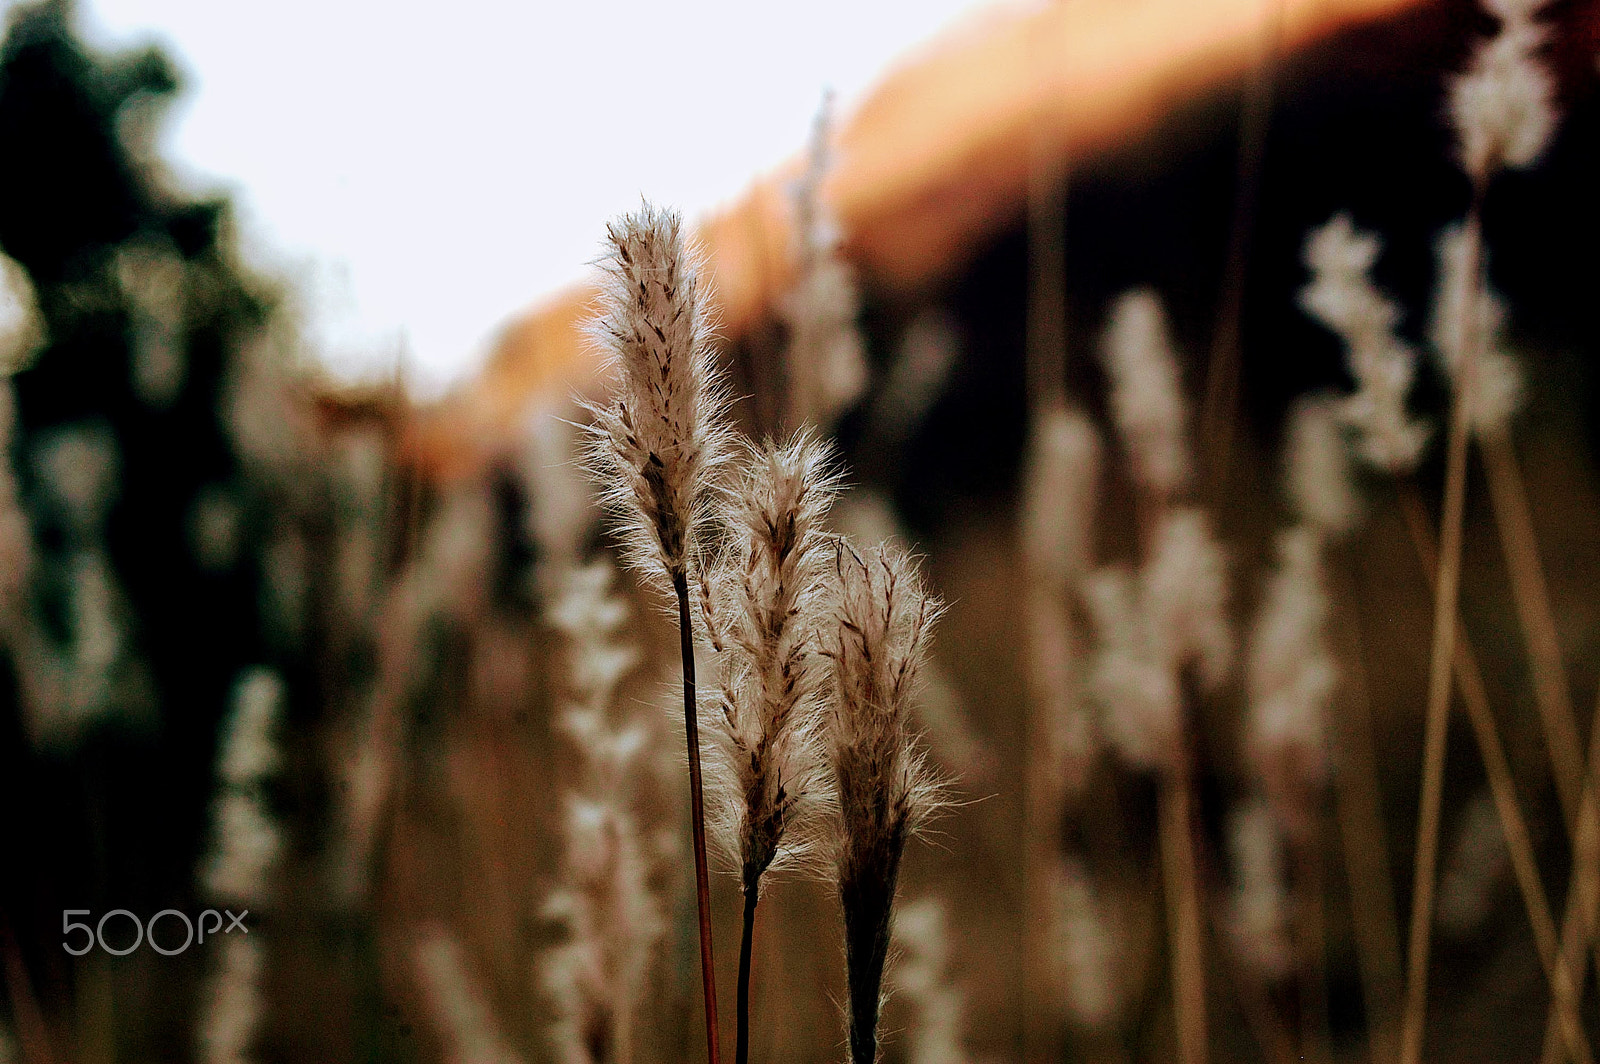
[
  {"left": 1326, "top": 559, "right": 1404, "bottom": 1064},
  {"left": 1398, "top": 482, "right": 1592, "bottom": 1064},
  {"left": 1482, "top": 427, "right": 1584, "bottom": 829},
  {"left": 1396, "top": 200, "right": 1482, "bottom": 1064},
  {"left": 1159, "top": 755, "right": 1208, "bottom": 1064},
  {"left": 1023, "top": 47, "right": 1069, "bottom": 1064},
  {"left": 1199, "top": 0, "right": 1283, "bottom": 501},
  {"left": 1540, "top": 681, "right": 1600, "bottom": 1064}
]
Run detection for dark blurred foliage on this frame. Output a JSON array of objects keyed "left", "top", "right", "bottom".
[
  {"left": 842, "top": 0, "right": 1600, "bottom": 536},
  {"left": 0, "top": 0, "right": 287, "bottom": 1042}
]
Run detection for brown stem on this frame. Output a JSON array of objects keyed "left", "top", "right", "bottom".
[
  {"left": 675, "top": 570, "right": 722, "bottom": 1064},
  {"left": 1199, "top": 0, "right": 1283, "bottom": 501},
  {"left": 1326, "top": 559, "right": 1405, "bottom": 1064},
  {"left": 1482, "top": 427, "right": 1584, "bottom": 830},
  {"left": 1398, "top": 486, "right": 1593, "bottom": 1064},
  {"left": 737, "top": 883, "right": 758, "bottom": 1064},
  {"left": 1539, "top": 682, "right": 1600, "bottom": 1064},
  {"left": 1294, "top": 828, "right": 1330, "bottom": 1064},
  {"left": 1160, "top": 760, "right": 1208, "bottom": 1064},
  {"left": 1396, "top": 199, "right": 1483, "bottom": 1064}
]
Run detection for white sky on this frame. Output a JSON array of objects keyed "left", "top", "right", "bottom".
[{"left": 57, "top": 0, "right": 989, "bottom": 396}]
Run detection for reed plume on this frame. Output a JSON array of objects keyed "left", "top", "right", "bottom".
[
  {"left": 782, "top": 93, "right": 868, "bottom": 431},
  {"left": 1099, "top": 289, "right": 1190, "bottom": 502},
  {"left": 1396, "top": 5, "right": 1563, "bottom": 1058},
  {"left": 1225, "top": 800, "right": 1295, "bottom": 982},
  {"left": 197, "top": 668, "right": 285, "bottom": 1064},
  {"left": 542, "top": 562, "right": 665, "bottom": 1064},
  {"left": 702, "top": 432, "right": 838, "bottom": 1064},
  {"left": 1299, "top": 215, "right": 1430, "bottom": 474},
  {"left": 820, "top": 541, "right": 945, "bottom": 1064},
  {"left": 892, "top": 897, "right": 972, "bottom": 1064},
  {"left": 1019, "top": 405, "right": 1102, "bottom": 1060},
  {"left": 414, "top": 925, "right": 526, "bottom": 1064},
  {"left": 1048, "top": 857, "right": 1131, "bottom": 1033},
  {"left": 1091, "top": 287, "right": 1231, "bottom": 1064},
  {"left": 582, "top": 203, "right": 731, "bottom": 1064}
]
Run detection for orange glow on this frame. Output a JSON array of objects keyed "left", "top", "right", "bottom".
[{"left": 409, "top": 0, "right": 1420, "bottom": 476}]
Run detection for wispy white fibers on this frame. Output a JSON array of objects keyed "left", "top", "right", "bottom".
[
  {"left": 541, "top": 562, "right": 665, "bottom": 1064},
  {"left": 1048, "top": 857, "right": 1130, "bottom": 1031},
  {"left": 583, "top": 203, "right": 733, "bottom": 591},
  {"left": 893, "top": 897, "right": 973, "bottom": 1064},
  {"left": 1449, "top": 0, "right": 1557, "bottom": 183},
  {"left": 1283, "top": 395, "right": 1359, "bottom": 540},
  {"left": 704, "top": 433, "right": 839, "bottom": 892},
  {"left": 1429, "top": 225, "right": 1524, "bottom": 435},
  {"left": 197, "top": 668, "right": 286, "bottom": 1064},
  {"left": 1084, "top": 508, "right": 1233, "bottom": 773},
  {"left": 413, "top": 925, "right": 526, "bottom": 1064},
  {"left": 783, "top": 93, "right": 869, "bottom": 430},
  {"left": 1300, "top": 214, "right": 1430, "bottom": 473},
  {"left": 1022, "top": 407, "right": 1103, "bottom": 801},
  {"left": 821, "top": 541, "right": 947, "bottom": 1064},
  {"left": 1246, "top": 528, "right": 1336, "bottom": 838},
  {"left": 1099, "top": 290, "right": 1190, "bottom": 500},
  {"left": 1225, "top": 800, "right": 1295, "bottom": 982}
]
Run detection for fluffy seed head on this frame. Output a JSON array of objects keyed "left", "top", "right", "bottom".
[
  {"left": 783, "top": 93, "right": 868, "bottom": 429},
  {"left": 412, "top": 926, "right": 525, "bottom": 1064},
  {"left": 705, "top": 432, "right": 840, "bottom": 891},
  {"left": 1449, "top": 13, "right": 1556, "bottom": 181},
  {"left": 1021, "top": 405, "right": 1102, "bottom": 589},
  {"left": 197, "top": 934, "right": 264, "bottom": 1064},
  {"left": 1083, "top": 567, "right": 1182, "bottom": 771},
  {"left": 583, "top": 203, "right": 733, "bottom": 587},
  {"left": 1099, "top": 289, "right": 1190, "bottom": 499},
  {"left": 1084, "top": 508, "right": 1232, "bottom": 772},
  {"left": 1225, "top": 800, "right": 1295, "bottom": 981},
  {"left": 893, "top": 896, "right": 972, "bottom": 1064},
  {"left": 1246, "top": 528, "right": 1335, "bottom": 838},
  {"left": 1284, "top": 394, "right": 1359, "bottom": 538},
  {"left": 1299, "top": 214, "right": 1431, "bottom": 473},
  {"left": 821, "top": 540, "right": 946, "bottom": 1064},
  {"left": 1429, "top": 223, "right": 1524, "bottom": 435},
  {"left": 1049, "top": 857, "right": 1130, "bottom": 1030}
]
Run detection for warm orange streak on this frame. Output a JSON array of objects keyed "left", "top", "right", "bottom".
[{"left": 408, "top": 0, "right": 1419, "bottom": 476}]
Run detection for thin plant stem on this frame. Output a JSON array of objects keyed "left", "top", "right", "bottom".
[
  {"left": 1326, "top": 560, "right": 1404, "bottom": 1064},
  {"left": 737, "top": 886, "right": 758, "bottom": 1064},
  {"left": 1214, "top": 922, "right": 1299, "bottom": 1064},
  {"left": 1396, "top": 204, "right": 1482, "bottom": 1064},
  {"left": 1398, "top": 487, "right": 1593, "bottom": 1064},
  {"left": 1023, "top": 79, "right": 1068, "bottom": 1064},
  {"left": 1199, "top": 0, "right": 1282, "bottom": 500},
  {"left": 1160, "top": 760, "right": 1208, "bottom": 1064},
  {"left": 1294, "top": 828, "right": 1331, "bottom": 1064},
  {"left": 1482, "top": 426, "right": 1584, "bottom": 829},
  {"left": 1540, "top": 682, "right": 1600, "bottom": 1064},
  {"left": 674, "top": 570, "right": 723, "bottom": 1064}
]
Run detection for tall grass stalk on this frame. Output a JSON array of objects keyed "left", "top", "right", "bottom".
[
  {"left": 1539, "top": 683, "right": 1600, "bottom": 1064},
  {"left": 1159, "top": 764, "right": 1208, "bottom": 1064},
  {"left": 1395, "top": 199, "right": 1481, "bottom": 1064},
  {"left": 1324, "top": 564, "right": 1404, "bottom": 1064},
  {"left": 582, "top": 205, "right": 734, "bottom": 1064},
  {"left": 1397, "top": 482, "right": 1592, "bottom": 1064},
  {"left": 1481, "top": 428, "right": 1583, "bottom": 826}
]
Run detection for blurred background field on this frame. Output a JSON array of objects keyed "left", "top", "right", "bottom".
[{"left": 2, "top": 0, "right": 1600, "bottom": 1062}]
